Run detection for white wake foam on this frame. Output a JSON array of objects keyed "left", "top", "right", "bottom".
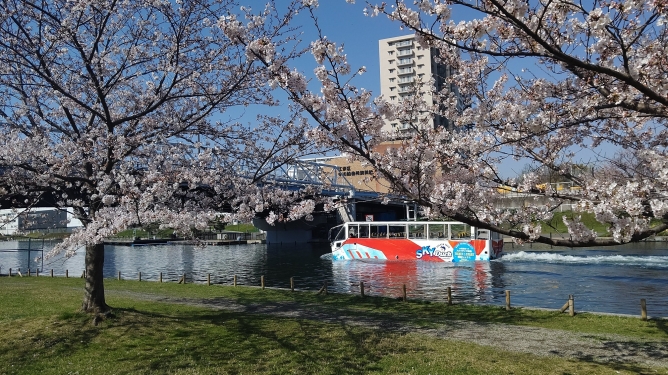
[{"left": 501, "top": 251, "right": 668, "bottom": 268}]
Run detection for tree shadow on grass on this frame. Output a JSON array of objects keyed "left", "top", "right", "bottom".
[
  {"left": 570, "top": 338, "right": 668, "bottom": 375},
  {"left": 0, "top": 311, "right": 103, "bottom": 373},
  {"left": 101, "top": 306, "right": 404, "bottom": 374},
  {"left": 655, "top": 317, "right": 668, "bottom": 336}
]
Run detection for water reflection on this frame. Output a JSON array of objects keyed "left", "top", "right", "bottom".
[
  {"left": 330, "top": 260, "right": 497, "bottom": 303},
  {"left": 103, "top": 243, "right": 274, "bottom": 284},
  {"left": 0, "top": 240, "right": 50, "bottom": 273}
]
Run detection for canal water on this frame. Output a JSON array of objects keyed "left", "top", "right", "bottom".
[{"left": 1, "top": 240, "right": 667, "bottom": 317}]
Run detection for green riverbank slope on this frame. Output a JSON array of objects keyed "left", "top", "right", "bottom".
[{"left": 1, "top": 277, "right": 666, "bottom": 374}]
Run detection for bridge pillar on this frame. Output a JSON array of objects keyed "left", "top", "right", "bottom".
[
  {"left": 265, "top": 229, "right": 312, "bottom": 244},
  {"left": 252, "top": 218, "right": 314, "bottom": 244}
]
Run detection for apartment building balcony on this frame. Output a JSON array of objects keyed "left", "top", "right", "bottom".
[
  {"left": 395, "top": 40, "right": 413, "bottom": 47},
  {"left": 397, "top": 58, "right": 413, "bottom": 66},
  {"left": 397, "top": 48, "right": 414, "bottom": 56}
]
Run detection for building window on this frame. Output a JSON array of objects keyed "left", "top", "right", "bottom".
[
  {"left": 388, "top": 50, "right": 394, "bottom": 55},
  {"left": 389, "top": 69, "right": 395, "bottom": 73},
  {"left": 390, "top": 96, "right": 396, "bottom": 101},
  {"left": 417, "top": 64, "right": 424, "bottom": 69},
  {"left": 389, "top": 77, "right": 395, "bottom": 82},
  {"left": 417, "top": 55, "right": 423, "bottom": 60},
  {"left": 389, "top": 60, "right": 394, "bottom": 64}
]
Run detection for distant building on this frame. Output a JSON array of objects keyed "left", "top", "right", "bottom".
[
  {"left": 303, "top": 149, "right": 400, "bottom": 195},
  {"left": 378, "top": 34, "right": 461, "bottom": 135},
  {"left": 301, "top": 36, "right": 462, "bottom": 196},
  {"left": 0, "top": 208, "right": 69, "bottom": 235}
]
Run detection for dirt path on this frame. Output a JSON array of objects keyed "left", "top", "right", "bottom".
[{"left": 112, "top": 291, "right": 668, "bottom": 369}]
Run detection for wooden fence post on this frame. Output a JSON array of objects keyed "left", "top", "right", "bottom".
[
  {"left": 233, "top": 274, "right": 237, "bottom": 287},
  {"left": 261, "top": 275, "right": 265, "bottom": 290},
  {"left": 138, "top": 272, "right": 142, "bottom": 282},
  {"left": 568, "top": 295, "right": 575, "bottom": 316},
  {"left": 317, "top": 281, "right": 328, "bottom": 295},
  {"left": 505, "top": 290, "right": 511, "bottom": 310},
  {"left": 290, "top": 277, "right": 294, "bottom": 292},
  {"left": 641, "top": 299, "right": 647, "bottom": 321},
  {"left": 360, "top": 281, "right": 365, "bottom": 298},
  {"left": 207, "top": 273, "right": 211, "bottom": 286},
  {"left": 447, "top": 286, "right": 452, "bottom": 305},
  {"left": 50, "top": 269, "right": 53, "bottom": 278},
  {"left": 402, "top": 284, "right": 407, "bottom": 302},
  {"left": 182, "top": 273, "right": 186, "bottom": 284},
  {"left": 159, "top": 272, "right": 162, "bottom": 283},
  {"left": 8, "top": 268, "right": 11, "bottom": 277},
  {"left": 118, "top": 271, "right": 121, "bottom": 281},
  {"left": 65, "top": 269, "right": 68, "bottom": 278},
  {"left": 318, "top": 281, "right": 329, "bottom": 295},
  {"left": 36, "top": 269, "right": 39, "bottom": 277},
  {"left": 28, "top": 268, "right": 31, "bottom": 277}
]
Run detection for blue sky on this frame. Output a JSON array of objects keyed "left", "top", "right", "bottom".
[
  {"left": 292, "top": 2, "right": 537, "bottom": 178},
  {"left": 295, "top": 1, "right": 488, "bottom": 91},
  {"left": 231, "top": 2, "right": 586, "bottom": 179},
  {"left": 302, "top": 2, "right": 619, "bottom": 179},
  {"left": 303, "top": 1, "right": 405, "bottom": 93}
]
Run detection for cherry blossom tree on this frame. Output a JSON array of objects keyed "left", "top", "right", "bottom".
[
  {"left": 287, "top": 0, "right": 667, "bottom": 247},
  {"left": 0, "top": 0, "right": 324, "bottom": 314},
  {"left": 4, "top": 0, "right": 668, "bottom": 314}
]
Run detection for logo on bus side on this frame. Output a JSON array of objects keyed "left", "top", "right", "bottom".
[{"left": 416, "top": 242, "right": 453, "bottom": 260}]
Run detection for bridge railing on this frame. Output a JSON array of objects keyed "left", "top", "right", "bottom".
[{"left": 245, "top": 160, "right": 357, "bottom": 196}]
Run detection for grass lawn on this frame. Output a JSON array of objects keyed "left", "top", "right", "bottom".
[
  {"left": 223, "top": 223, "right": 260, "bottom": 233},
  {"left": 1, "top": 277, "right": 666, "bottom": 374},
  {"left": 538, "top": 211, "right": 668, "bottom": 236},
  {"left": 539, "top": 211, "right": 609, "bottom": 235}
]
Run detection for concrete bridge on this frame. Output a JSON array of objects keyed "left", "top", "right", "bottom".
[{"left": 249, "top": 160, "right": 417, "bottom": 244}]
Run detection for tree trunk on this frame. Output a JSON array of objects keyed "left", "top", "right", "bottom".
[{"left": 81, "top": 243, "right": 110, "bottom": 313}]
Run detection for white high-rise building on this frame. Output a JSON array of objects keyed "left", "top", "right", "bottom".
[{"left": 378, "top": 35, "right": 459, "bottom": 135}]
